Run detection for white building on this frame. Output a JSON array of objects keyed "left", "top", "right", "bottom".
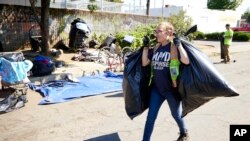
[
  {"left": 0, "top": 0, "right": 244, "bottom": 33},
  {"left": 185, "top": 7, "right": 241, "bottom": 33},
  {"left": 125, "top": 0, "right": 243, "bottom": 33},
  {"left": 149, "top": 3, "right": 241, "bottom": 33}
]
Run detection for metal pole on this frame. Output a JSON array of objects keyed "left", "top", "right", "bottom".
[
  {"left": 101, "top": 0, "right": 103, "bottom": 11},
  {"left": 129, "top": 3, "right": 131, "bottom": 14},
  {"left": 162, "top": 0, "right": 164, "bottom": 17},
  {"left": 134, "top": 0, "right": 135, "bottom": 13},
  {"left": 140, "top": 0, "right": 141, "bottom": 10}
]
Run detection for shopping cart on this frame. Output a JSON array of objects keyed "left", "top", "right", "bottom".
[{"left": 0, "top": 52, "right": 32, "bottom": 113}]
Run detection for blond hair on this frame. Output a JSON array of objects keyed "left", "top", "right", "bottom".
[{"left": 157, "top": 22, "right": 174, "bottom": 36}]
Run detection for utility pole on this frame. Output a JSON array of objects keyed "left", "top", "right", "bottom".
[
  {"left": 101, "top": 0, "right": 103, "bottom": 11},
  {"left": 162, "top": 0, "right": 164, "bottom": 17}
]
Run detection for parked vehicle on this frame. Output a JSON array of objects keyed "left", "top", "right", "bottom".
[
  {"left": 231, "top": 23, "right": 250, "bottom": 32},
  {"left": 231, "top": 27, "right": 250, "bottom": 32}
]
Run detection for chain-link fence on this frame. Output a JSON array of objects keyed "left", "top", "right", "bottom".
[{"left": 0, "top": 0, "right": 147, "bottom": 15}]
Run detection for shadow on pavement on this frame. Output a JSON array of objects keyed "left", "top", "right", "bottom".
[
  {"left": 84, "top": 132, "right": 121, "bottom": 141},
  {"left": 105, "top": 92, "right": 123, "bottom": 98},
  {"left": 213, "top": 60, "right": 237, "bottom": 64},
  {"left": 213, "top": 61, "right": 224, "bottom": 64}
]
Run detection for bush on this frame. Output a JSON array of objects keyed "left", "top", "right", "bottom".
[
  {"left": 166, "top": 10, "right": 193, "bottom": 38},
  {"left": 192, "top": 30, "right": 250, "bottom": 41},
  {"left": 205, "top": 32, "right": 222, "bottom": 40},
  {"left": 87, "top": 4, "right": 99, "bottom": 12},
  {"left": 193, "top": 31, "right": 205, "bottom": 40},
  {"left": 91, "top": 32, "right": 108, "bottom": 46},
  {"left": 115, "top": 31, "right": 130, "bottom": 48},
  {"left": 115, "top": 24, "right": 156, "bottom": 49},
  {"left": 233, "top": 32, "right": 250, "bottom": 41},
  {"left": 113, "top": 10, "right": 194, "bottom": 49}
]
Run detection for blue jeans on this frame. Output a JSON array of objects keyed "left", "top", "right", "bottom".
[{"left": 142, "top": 87, "right": 187, "bottom": 141}]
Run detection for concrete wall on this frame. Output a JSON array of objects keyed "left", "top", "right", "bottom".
[
  {"left": 0, "top": 5, "right": 160, "bottom": 51},
  {"left": 1, "top": 4, "right": 240, "bottom": 52}
]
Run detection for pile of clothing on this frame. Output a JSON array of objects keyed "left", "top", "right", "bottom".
[{"left": 0, "top": 90, "right": 28, "bottom": 113}]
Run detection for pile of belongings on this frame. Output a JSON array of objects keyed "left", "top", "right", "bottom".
[{"left": 0, "top": 52, "right": 33, "bottom": 113}]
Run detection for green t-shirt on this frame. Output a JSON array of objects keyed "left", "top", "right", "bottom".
[{"left": 224, "top": 29, "right": 234, "bottom": 45}]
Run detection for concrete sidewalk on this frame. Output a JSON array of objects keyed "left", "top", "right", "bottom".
[{"left": 193, "top": 40, "right": 250, "bottom": 56}]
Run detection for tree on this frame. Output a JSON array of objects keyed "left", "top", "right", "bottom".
[
  {"left": 30, "top": 0, "right": 50, "bottom": 55},
  {"left": 105, "top": 0, "right": 124, "bottom": 2},
  {"left": 248, "top": 15, "right": 250, "bottom": 23},
  {"left": 146, "top": 0, "right": 150, "bottom": 15},
  {"left": 242, "top": 10, "right": 250, "bottom": 23},
  {"left": 207, "top": 0, "right": 243, "bottom": 10},
  {"left": 167, "top": 10, "right": 193, "bottom": 37},
  {"left": 87, "top": 0, "right": 99, "bottom": 12}
]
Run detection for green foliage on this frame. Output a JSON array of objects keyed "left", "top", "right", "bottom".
[
  {"left": 115, "top": 31, "right": 129, "bottom": 48},
  {"left": 233, "top": 32, "right": 250, "bottom": 41},
  {"left": 193, "top": 31, "right": 205, "bottom": 40},
  {"left": 205, "top": 32, "right": 222, "bottom": 40},
  {"left": 248, "top": 15, "right": 250, "bottom": 23},
  {"left": 207, "top": 0, "right": 243, "bottom": 10},
  {"left": 242, "top": 10, "right": 250, "bottom": 23},
  {"left": 105, "top": 0, "right": 124, "bottom": 3},
  {"left": 91, "top": 32, "right": 107, "bottom": 45},
  {"left": 203, "top": 31, "right": 250, "bottom": 41},
  {"left": 88, "top": 0, "right": 99, "bottom": 12},
  {"left": 113, "top": 10, "right": 193, "bottom": 50},
  {"left": 114, "top": 24, "right": 156, "bottom": 49},
  {"left": 58, "top": 18, "right": 66, "bottom": 34},
  {"left": 87, "top": 4, "right": 99, "bottom": 12},
  {"left": 242, "top": 10, "right": 250, "bottom": 18},
  {"left": 166, "top": 10, "right": 193, "bottom": 38}
]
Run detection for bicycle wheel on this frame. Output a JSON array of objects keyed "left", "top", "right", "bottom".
[{"left": 122, "top": 47, "right": 133, "bottom": 63}]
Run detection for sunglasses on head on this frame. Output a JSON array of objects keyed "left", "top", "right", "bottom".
[{"left": 154, "top": 30, "right": 165, "bottom": 34}]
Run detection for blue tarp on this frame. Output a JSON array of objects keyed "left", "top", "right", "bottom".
[
  {"left": 29, "top": 72, "right": 123, "bottom": 105},
  {"left": 0, "top": 57, "right": 33, "bottom": 84}
]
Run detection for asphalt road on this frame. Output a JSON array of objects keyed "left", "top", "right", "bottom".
[
  {"left": 194, "top": 40, "right": 250, "bottom": 53},
  {"left": 0, "top": 41, "right": 250, "bottom": 141}
]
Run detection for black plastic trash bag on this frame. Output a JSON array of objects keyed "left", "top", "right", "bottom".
[
  {"left": 99, "top": 35, "right": 116, "bottom": 49},
  {"left": 69, "top": 18, "right": 91, "bottom": 50},
  {"left": 0, "top": 41, "right": 3, "bottom": 52},
  {"left": 123, "top": 48, "right": 151, "bottom": 119},
  {"left": 178, "top": 39, "right": 239, "bottom": 117},
  {"left": 71, "top": 18, "right": 87, "bottom": 27},
  {"left": 219, "top": 32, "right": 225, "bottom": 59}
]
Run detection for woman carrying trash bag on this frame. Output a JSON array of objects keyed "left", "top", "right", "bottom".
[{"left": 141, "top": 22, "right": 190, "bottom": 141}]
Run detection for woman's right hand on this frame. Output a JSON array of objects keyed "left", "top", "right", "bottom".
[
  {"left": 142, "top": 37, "right": 150, "bottom": 66},
  {"left": 143, "top": 36, "right": 150, "bottom": 47},
  {"left": 173, "top": 37, "right": 180, "bottom": 47}
]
